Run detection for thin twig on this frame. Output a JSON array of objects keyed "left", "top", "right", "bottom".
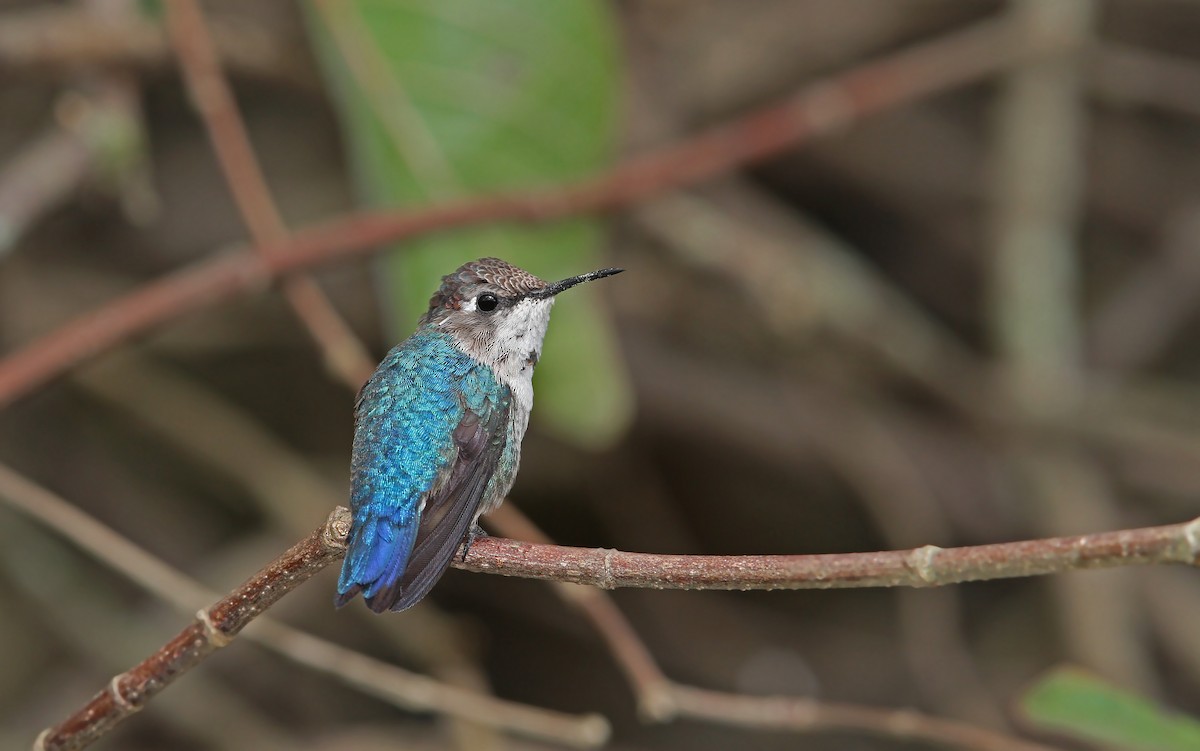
[
  {"left": 73, "top": 351, "right": 507, "bottom": 749},
  {"left": 0, "top": 15, "right": 1020, "bottom": 408},
  {"left": 990, "top": 0, "right": 1091, "bottom": 394},
  {"left": 668, "top": 687, "right": 1056, "bottom": 751},
  {"left": 0, "top": 40, "right": 149, "bottom": 257},
  {"left": 242, "top": 620, "right": 607, "bottom": 749},
  {"left": 487, "top": 507, "right": 1049, "bottom": 751},
  {"left": 162, "top": 11, "right": 515, "bottom": 744},
  {"left": 73, "top": 351, "right": 339, "bottom": 530},
  {"left": 989, "top": 0, "right": 1156, "bottom": 694},
  {"left": 485, "top": 505, "right": 675, "bottom": 715},
  {"left": 1088, "top": 207, "right": 1200, "bottom": 373},
  {"left": 456, "top": 516, "right": 1200, "bottom": 590},
  {"left": 0, "top": 128, "right": 91, "bottom": 256},
  {"left": 165, "top": 2, "right": 286, "bottom": 238},
  {"left": 0, "top": 5, "right": 311, "bottom": 87},
  {"left": 0, "top": 465, "right": 608, "bottom": 751},
  {"left": 5, "top": 456, "right": 1200, "bottom": 602},
  {"left": 1090, "top": 43, "right": 1200, "bottom": 121},
  {"left": 33, "top": 509, "right": 346, "bottom": 751},
  {"left": 164, "top": 0, "right": 374, "bottom": 389},
  {"left": 633, "top": 184, "right": 988, "bottom": 419}
]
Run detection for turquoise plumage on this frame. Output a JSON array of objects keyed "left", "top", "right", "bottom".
[
  {"left": 337, "top": 329, "right": 510, "bottom": 612},
  {"left": 335, "top": 258, "right": 622, "bottom": 613}
]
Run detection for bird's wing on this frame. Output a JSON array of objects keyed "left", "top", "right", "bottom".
[
  {"left": 370, "top": 391, "right": 509, "bottom": 612},
  {"left": 338, "top": 335, "right": 510, "bottom": 612}
]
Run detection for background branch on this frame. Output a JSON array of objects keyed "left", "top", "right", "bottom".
[
  {"left": 0, "top": 5, "right": 311, "bottom": 86},
  {"left": 0, "top": 16, "right": 1018, "bottom": 407},
  {"left": 0, "top": 128, "right": 91, "bottom": 257},
  {"left": 164, "top": 0, "right": 373, "bottom": 389}
]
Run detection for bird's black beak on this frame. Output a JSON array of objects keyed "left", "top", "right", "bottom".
[{"left": 527, "top": 267, "right": 624, "bottom": 300}]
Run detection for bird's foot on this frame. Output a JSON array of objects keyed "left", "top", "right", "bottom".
[{"left": 461, "top": 523, "right": 488, "bottom": 562}]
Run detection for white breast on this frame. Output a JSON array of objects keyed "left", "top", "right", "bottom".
[
  {"left": 491, "top": 297, "right": 553, "bottom": 413},
  {"left": 448, "top": 296, "right": 554, "bottom": 417},
  {"left": 444, "top": 296, "right": 552, "bottom": 516}
]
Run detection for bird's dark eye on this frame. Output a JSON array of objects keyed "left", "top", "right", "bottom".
[{"left": 477, "top": 293, "right": 499, "bottom": 312}]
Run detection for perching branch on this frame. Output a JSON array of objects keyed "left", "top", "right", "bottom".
[
  {"left": 35, "top": 508, "right": 349, "bottom": 751},
  {"left": 458, "top": 516, "right": 1200, "bottom": 590},
  {"left": 485, "top": 507, "right": 1058, "bottom": 751},
  {"left": 0, "top": 15, "right": 1021, "bottom": 408},
  {"left": 0, "top": 466, "right": 608, "bottom": 751},
  {"left": 5, "top": 454, "right": 1054, "bottom": 751},
  {"left": 32, "top": 492, "right": 1200, "bottom": 750}
]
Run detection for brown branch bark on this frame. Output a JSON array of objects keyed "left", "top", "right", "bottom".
[
  {"left": 485, "top": 505, "right": 674, "bottom": 715},
  {"left": 486, "top": 507, "right": 1056, "bottom": 751},
  {"left": 35, "top": 499, "right": 1195, "bottom": 750},
  {"left": 5, "top": 453, "right": 1056, "bottom": 751},
  {"left": 0, "top": 15, "right": 1020, "bottom": 408},
  {"left": 34, "top": 508, "right": 349, "bottom": 751},
  {"left": 164, "top": 0, "right": 375, "bottom": 390},
  {"left": 26, "top": 505, "right": 608, "bottom": 751},
  {"left": 458, "top": 515, "right": 1200, "bottom": 590},
  {"left": 0, "top": 464, "right": 609, "bottom": 750}
]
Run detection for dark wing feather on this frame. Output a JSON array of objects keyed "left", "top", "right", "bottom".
[{"left": 363, "top": 395, "right": 508, "bottom": 612}]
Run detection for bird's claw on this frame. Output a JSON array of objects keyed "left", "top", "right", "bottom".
[{"left": 461, "top": 523, "right": 488, "bottom": 562}]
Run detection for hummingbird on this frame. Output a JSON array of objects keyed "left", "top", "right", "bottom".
[{"left": 336, "top": 257, "right": 623, "bottom": 612}]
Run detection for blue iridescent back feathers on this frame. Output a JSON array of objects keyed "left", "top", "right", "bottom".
[{"left": 336, "top": 258, "right": 623, "bottom": 612}]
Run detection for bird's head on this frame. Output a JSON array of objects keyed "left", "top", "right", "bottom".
[{"left": 422, "top": 257, "right": 622, "bottom": 373}]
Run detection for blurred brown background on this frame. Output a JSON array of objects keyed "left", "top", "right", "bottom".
[{"left": 4, "top": 1, "right": 1200, "bottom": 749}]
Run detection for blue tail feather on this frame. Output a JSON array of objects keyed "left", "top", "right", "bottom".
[{"left": 335, "top": 514, "right": 418, "bottom": 611}]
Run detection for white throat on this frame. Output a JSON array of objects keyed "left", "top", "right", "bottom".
[{"left": 449, "top": 297, "right": 554, "bottom": 413}]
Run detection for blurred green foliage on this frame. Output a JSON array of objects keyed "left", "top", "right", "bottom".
[
  {"left": 1021, "top": 666, "right": 1200, "bottom": 751},
  {"left": 307, "top": 0, "right": 632, "bottom": 447}
]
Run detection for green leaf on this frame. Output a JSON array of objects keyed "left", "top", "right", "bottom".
[
  {"left": 1020, "top": 666, "right": 1200, "bottom": 751},
  {"left": 306, "top": 0, "right": 632, "bottom": 447},
  {"left": 137, "top": 0, "right": 163, "bottom": 19}
]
